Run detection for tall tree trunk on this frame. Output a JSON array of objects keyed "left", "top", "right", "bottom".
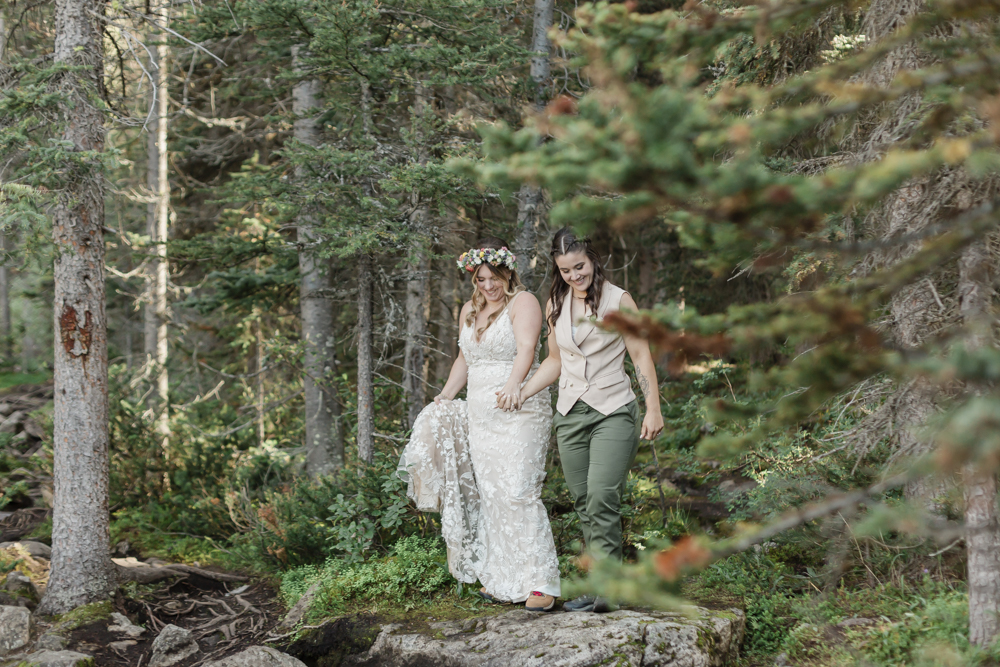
[
  {"left": 355, "top": 79, "right": 376, "bottom": 466},
  {"left": 0, "top": 18, "right": 10, "bottom": 362},
  {"left": 958, "top": 239, "right": 1000, "bottom": 647},
  {"left": 356, "top": 253, "right": 375, "bottom": 465},
  {"left": 39, "top": 0, "right": 116, "bottom": 614},
  {"left": 145, "top": 8, "right": 170, "bottom": 446},
  {"left": 293, "top": 45, "right": 343, "bottom": 475},
  {"left": 434, "top": 254, "right": 460, "bottom": 385},
  {"left": 849, "top": 0, "right": 943, "bottom": 502},
  {"left": 403, "top": 249, "right": 428, "bottom": 427},
  {"left": 403, "top": 82, "right": 430, "bottom": 428},
  {"left": 0, "top": 231, "right": 9, "bottom": 362},
  {"left": 514, "top": 0, "right": 554, "bottom": 292}
]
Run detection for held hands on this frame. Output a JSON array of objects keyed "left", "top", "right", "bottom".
[
  {"left": 640, "top": 410, "right": 665, "bottom": 441},
  {"left": 495, "top": 380, "right": 523, "bottom": 412},
  {"left": 434, "top": 393, "right": 454, "bottom": 405}
]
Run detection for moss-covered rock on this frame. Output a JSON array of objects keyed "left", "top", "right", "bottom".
[{"left": 341, "top": 607, "right": 745, "bottom": 666}]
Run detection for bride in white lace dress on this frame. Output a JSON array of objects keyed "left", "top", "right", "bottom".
[{"left": 398, "top": 239, "right": 561, "bottom": 611}]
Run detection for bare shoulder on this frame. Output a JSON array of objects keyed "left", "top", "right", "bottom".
[
  {"left": 509, "top": 291, "right": 541, "bottom": 319},
  {"left": 619, "top": 291, "right": 637, "bottom": 311},
  {"left": 460, "top": 300, "right": 473, "bottom": 319}
]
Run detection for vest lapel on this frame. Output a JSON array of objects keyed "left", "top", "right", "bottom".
[
  {"left": 557, "top": 294, "right": 584, "bottom": 355},
  {"left": 573, "top": 286, "right": 611, "bottom": 347}
]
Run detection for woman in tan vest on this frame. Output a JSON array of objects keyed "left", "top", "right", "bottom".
[{"left": 510, "top": 228, "right": 663, "bottom": 612}]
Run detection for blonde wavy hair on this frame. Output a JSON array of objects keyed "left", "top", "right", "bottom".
[{"left": 464, "top": 237, "right": 526, "bottom": 339}]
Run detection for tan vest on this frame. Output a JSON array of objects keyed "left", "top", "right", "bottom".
[{"left": 554, "top": 283, "right": 636, "bottom": 416}]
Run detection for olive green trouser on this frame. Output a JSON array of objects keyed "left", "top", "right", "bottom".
[{"left": 554, "top": 399, "right": 641, "bottom": 561}]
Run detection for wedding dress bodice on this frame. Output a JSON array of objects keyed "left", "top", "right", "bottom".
[{"left": 459, "top": 306, "right": 535, "bottom": 372}]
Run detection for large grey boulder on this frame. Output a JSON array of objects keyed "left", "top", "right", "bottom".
[
  {"left": 0, "top": 605, "right": 30, "bottom": 655},
  {"left": 345, "top": 607, "right": 745, "bottom": 667},
  {"left": 149, "top": 624, "right": 200, "bottom": 667},
  {"left": 5, "top": 571, "right": 33, "bottom": 594},
  {"left": 14, "top": 650, "right": 93, "bottom": 667},
  {"left": 0, "top": 541, "right": 52, "bottom": 559},
  {"left": 107, "top": 612, "right": 146, "bottom": 638},
  {"left": 203, "top": 646, "right": 307, "bottom": 667},
  {"left": 0, "top": 411, "right": 25, "bottom": 434},
  {"left": 35, "top": 633, "right": 69, "bottom": 652}
]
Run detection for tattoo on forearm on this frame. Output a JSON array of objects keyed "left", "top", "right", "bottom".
[{"left": 638, "top": 372, "right": 650, "bottom": 398}]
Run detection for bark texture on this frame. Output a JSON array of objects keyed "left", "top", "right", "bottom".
[
  {"left": 403, "top": 83, "right": 431, "bottom": 428},
  {"left": 145, "top": 9, "right": 170, "bottom": 445},
  {"left": 958, "top": 240, "right": 1000, "bottom": 647},
  {"left": 294, "top": 45, "right": 343, "bottom": 475},
  {"left": 0, "top": 231, "right": 9, "bottom": 360},
  {"left": 847, "top": 0, "right": 943, "bottom": 501},
  {"left": 0, "top": 19, "right": 9, "bottom": 360},
  {"left": 39, "top": 0, "right": 116, "bottom": 614},
  {"left": 356, "top": 253, "right": 376, "bottom": 464},
  {"left": 514, "top": 0, "right": 554, "bottom": 292}
]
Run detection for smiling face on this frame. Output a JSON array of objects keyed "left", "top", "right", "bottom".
[
  {"left": 555, "top": 250, "right": 594, "bottom": 295},
  {"left": 475, "top": 264, "right": 507, "bottom": 304}
]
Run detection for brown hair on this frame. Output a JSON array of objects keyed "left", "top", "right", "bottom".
[
  {"left": 548, "top": 227, "right": 606, "bottom": 328},
  {"left": 464, "top": 237, "right": 525, "bottom": 339}
]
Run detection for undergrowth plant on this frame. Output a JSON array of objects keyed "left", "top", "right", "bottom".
[{"left": 281, "top": 536, "right": 452, "bottom": 618}]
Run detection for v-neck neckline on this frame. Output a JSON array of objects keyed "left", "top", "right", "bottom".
[{"left": 471, "top": 304, "right": 509, "bottom": 344}]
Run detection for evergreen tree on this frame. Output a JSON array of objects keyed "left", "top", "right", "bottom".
[{"left": 470, "top": 0, "right": 1000, "bottom": 646}]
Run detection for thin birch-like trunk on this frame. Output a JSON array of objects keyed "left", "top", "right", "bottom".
[
  {"left": 434, "top": 254, "right": 460, "bottom": 384},
  {"left": 0, "top": 19, "right": 10, "bottom": 361},
  {"left": 293, "top": 45, "right": 343, "bottom": 475},
  {"left": 356, "top": 79, "right": 376, "bottom": 465},
  {"left": 0, "top": 231, "right": 9, "bottom": 361},
  {"left": 357, "top": 253, "right": 375, "bottom": 464},
  {"left": 403, "top": 82, "right": 430, "bottom": 428},
  {"left": 145, "top": 8, "right": 170, "bottom": 445},
  {"left": 40, "top": 0, "right": 116, "bottom": 614},
  {"left": 514, "top": 0, "right": 554, "bottom": 292},
  {"left": 958, "top": 240, "right": 1000, "bottom": 647}
]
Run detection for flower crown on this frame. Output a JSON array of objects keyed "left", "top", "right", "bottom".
[{"left": 457, "top": 246, "right": 517, "bottom": 273}]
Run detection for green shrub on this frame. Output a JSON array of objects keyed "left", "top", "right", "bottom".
[
  {"left": 697, "top": 550, "right": 799, "bottom": 655},
  {"left": 281, "top": 535, "right": 453, "bottom": 617},
  {"left": 853, "top": 583, "right": 1000, "bottom": 666}
]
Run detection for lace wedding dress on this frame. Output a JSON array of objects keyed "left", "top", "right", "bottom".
[{"left": 398, "top": 295, "right": 561, "bottom": 602}]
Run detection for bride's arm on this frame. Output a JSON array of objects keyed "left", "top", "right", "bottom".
[
  {"left": 435, "top": 352, "right": 468, "bottom": 402},
  {"left": 507, "top": 299, "right": 561, "bottom": 409},
  {"left": 495, "top": 293, "right": 542, "bottom": 411},
  {"left": 436, "top": 302, "right": 472, "bottom": 403}
]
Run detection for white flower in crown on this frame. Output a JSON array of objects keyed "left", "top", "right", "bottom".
[{"left": 456, "top": 246, "right": 517, "bottom": 273}]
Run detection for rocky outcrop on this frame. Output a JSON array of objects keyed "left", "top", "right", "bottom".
[
  {"left": 107, "top": 612, "right": 146, "bottom": 638},
  {"left": 204, "top": 646, "right": 307, "bottom": 667},
  {"left": 0, "top": 605, "right": 30, "bottom": 655},
  {"left": 11, "top": 649, "right": 93, "bottom": 667},
  {"left": 0, "top": 541, "right": 51, "bottom": 559},
  {"left": 149, "top": 624, "right": 200, "bottom": 667},
  {"left": 344, "top": 607, "right": 745, "bottom": 667}
]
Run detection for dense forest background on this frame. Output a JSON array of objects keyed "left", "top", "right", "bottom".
[{"left": 4, "top": 0, "right": 1000, "bottom": 664}]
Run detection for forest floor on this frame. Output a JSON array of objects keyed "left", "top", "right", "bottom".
[
  {"left": 0, "top": 377, "right": 748, "bottom": 666},
  {"left": 1, "top": 374, "right": 982, "bottom": 667}
]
